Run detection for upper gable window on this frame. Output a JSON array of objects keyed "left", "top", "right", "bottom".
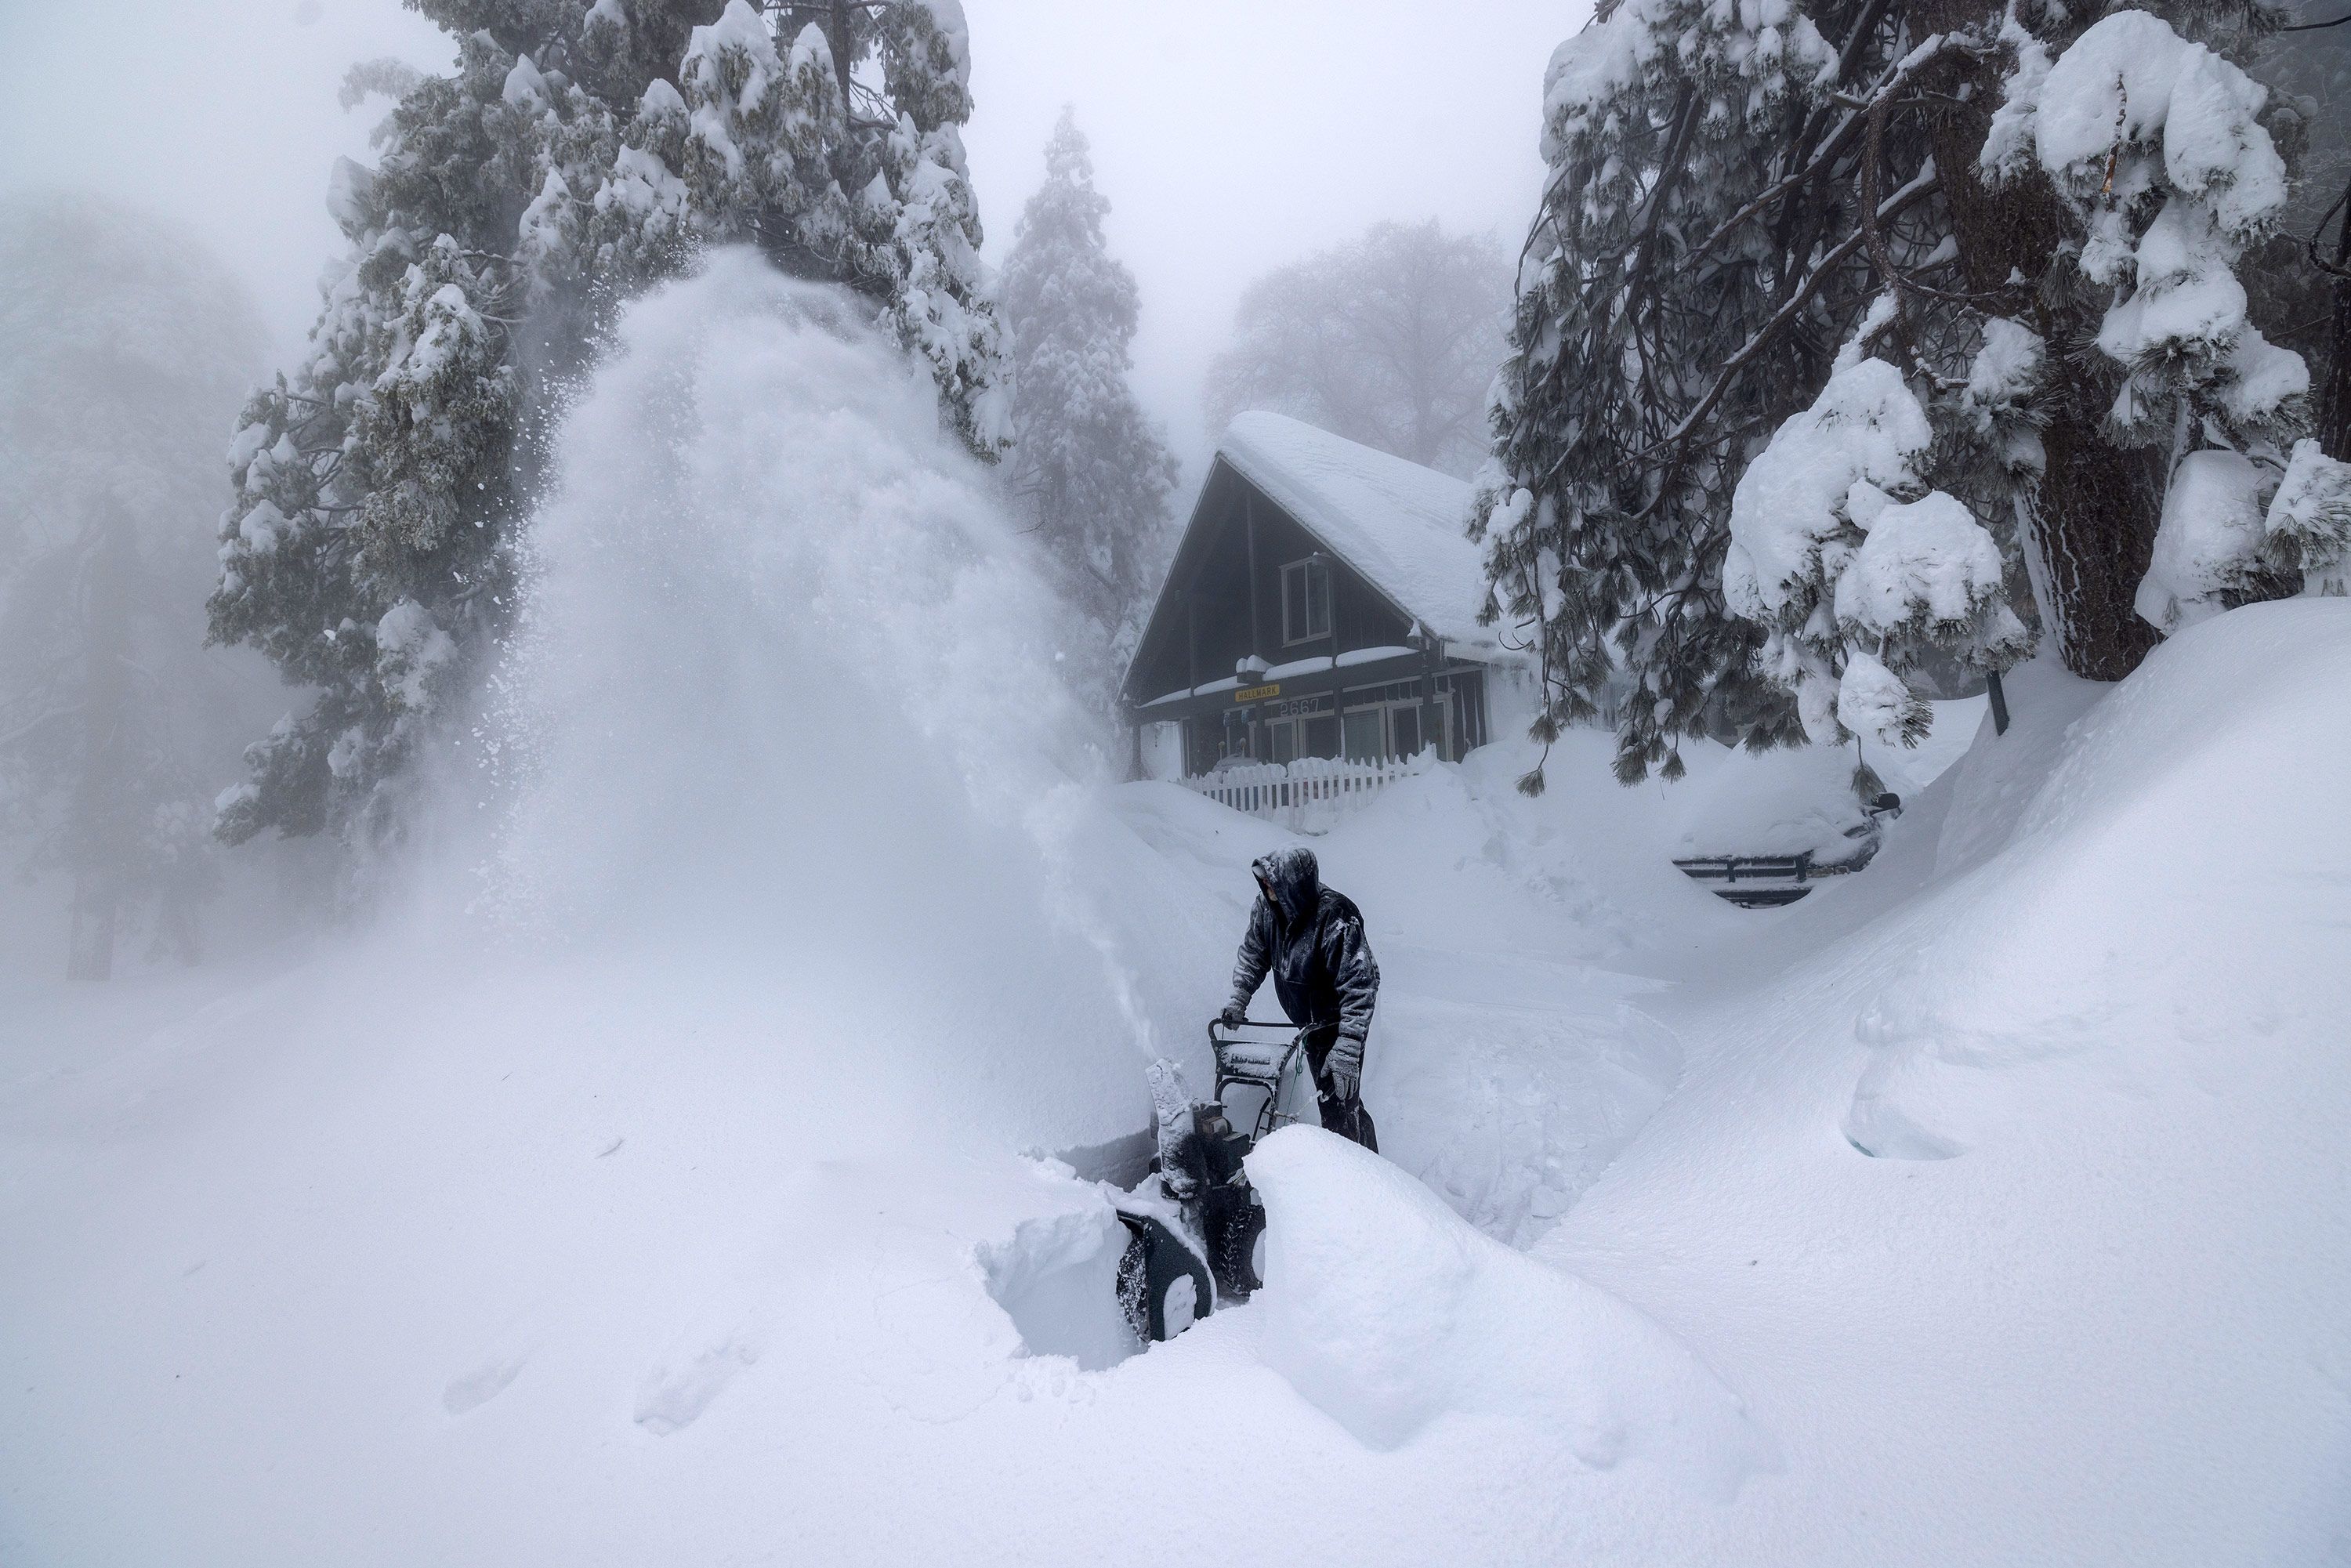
[{"left": 1281, "top": 557, "right": 1331, "bottom": 646}]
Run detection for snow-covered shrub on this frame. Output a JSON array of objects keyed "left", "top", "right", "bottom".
[{"left": 2135, "top": 448, "right": 2267, "bottom": 633}]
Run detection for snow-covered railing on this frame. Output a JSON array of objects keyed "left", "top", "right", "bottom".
[{"left": 1179, "top": 753, "right": 1429, "bottom": 831}]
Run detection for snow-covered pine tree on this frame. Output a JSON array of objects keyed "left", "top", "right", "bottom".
[
  {"left": 995, "top": 109, "right": 1177, "bottom": 704},
  {"left": 1471, "top": 0, "right": 1856, "bottom": 787},
  {"left": 1476, "top": 0, "right": 2311, "bottom": 791},
  {"left": 1982, "top": 7, "right": 2309, "bottom": 633},
  {"left": 211, "top": 0, "right": 1008, "bottom": 851}
]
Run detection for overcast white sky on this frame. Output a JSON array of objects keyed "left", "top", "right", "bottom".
[{"left": 0, "top": 0, "right": 1585, "bottom": 466}]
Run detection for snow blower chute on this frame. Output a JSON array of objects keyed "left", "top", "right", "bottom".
[{"left": 1112, "top": 1019, "right": 1306, "bottom": 1344}]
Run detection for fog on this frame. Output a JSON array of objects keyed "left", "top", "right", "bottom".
[
  {"left": 0, "top": 0, "right": 1582, "bottom": 983},
  {"left": 0, "top": 0, "right": 1578, "bottom": 463}
]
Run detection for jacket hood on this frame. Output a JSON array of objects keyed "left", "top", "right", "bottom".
[{"left": 1252, "top": 846, "right": 1320, "bottom": 922}]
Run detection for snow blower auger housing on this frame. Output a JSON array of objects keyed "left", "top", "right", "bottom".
[{"left": 1113, "top": 1019, "right": 1304, "bottom": 1344}]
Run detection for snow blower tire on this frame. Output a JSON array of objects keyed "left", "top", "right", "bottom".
[{"left": 1115, "top": 1212, "right": 1212, "bottom": 1343}]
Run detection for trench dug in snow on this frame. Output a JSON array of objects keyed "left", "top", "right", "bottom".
[
  {"left": 977, "top": 1199, "right": 1141, "bottom": 1371},
  {"left": 977, "top": 1123, "right": 1777, "bottom": 1494}
]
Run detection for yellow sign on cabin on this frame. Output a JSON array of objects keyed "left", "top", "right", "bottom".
[{"left": 1235, "top": 683, "right": 1281, "bottom": 702}]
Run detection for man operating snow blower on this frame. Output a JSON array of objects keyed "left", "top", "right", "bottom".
[
  {"left": 1107, "top": 845, "right": 1382, "bottom": 1340},
  {"left": 1221, "top": 846, "right": 1381, "bottom": 1151}
]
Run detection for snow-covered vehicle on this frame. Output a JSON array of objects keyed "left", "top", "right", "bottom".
[
  {"left": 1113, "top": 1019, "right": 1306, "bottom": 1342},
  {"left": 1673, "top": 790, "right": 1903, "bottom": 907}
]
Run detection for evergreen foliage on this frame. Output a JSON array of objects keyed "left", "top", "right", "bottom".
[
  {"left": 210, "top": 0, "right": 1008, "bottom": 850},
  {"left": 1476, "top": 0, "right": 2314, "bottom": 790},
  {"left": 996, "top": 109, "right": 1177, "bottom": 702},
  {"left": 2248, "top": 1, "right": 2351, "bottom": 461}
]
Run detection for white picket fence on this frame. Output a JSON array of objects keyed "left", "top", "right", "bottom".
[{"left": 1179, "top": 752, "right": 1429, "bottom": 831}]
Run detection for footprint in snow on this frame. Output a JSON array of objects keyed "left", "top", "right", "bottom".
[
  {"left": 634, "top": 1331, "right": 761, "bottom": 1435},
  {"left": 444, "top": 1353, "right": 527, "bottom": 1415},
  {"left": 444, "top": 1313, "right": 550, "bottom": 1415}
]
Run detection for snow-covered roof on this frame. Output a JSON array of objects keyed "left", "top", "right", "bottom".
[{"left": 1216, "top": 412, "right": 1498, "bottom": 654}]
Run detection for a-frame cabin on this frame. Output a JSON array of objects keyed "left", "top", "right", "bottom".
[{"left": 1123, "top": 412, "right": 1516, "bottom": 780}]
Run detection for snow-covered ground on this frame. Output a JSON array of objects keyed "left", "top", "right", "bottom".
[{"left": 5, "top": 263, "right": 2347, "bottom": 1566}]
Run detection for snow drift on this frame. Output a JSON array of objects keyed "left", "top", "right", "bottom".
[
  {"left": 1540, "top": 599, "right": 2351, "bottom": 1563},
  {"left": 1249, "top": 1125, "right": 1775, "bottom": 1495}
]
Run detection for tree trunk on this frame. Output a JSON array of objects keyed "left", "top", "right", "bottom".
[
  {"left": 64, "top": 500, "right": 133, "bottom": 983},
  {"left": 2318, "top": 174, "right": 2351, "bottom": 462},
  {"left": 2026, "top": 415, "right": 2164, "bottom": 679},
  {"left": 1913, "top": 0, "right": 2164, "bottom": 681},
  {"left": 65, "top": 880, "right": 117, "bottom": 983}
]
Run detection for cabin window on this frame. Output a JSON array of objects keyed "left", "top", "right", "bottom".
[
  {"left": 1389, "top": 704, "right": 1422, "bottom": 759},
  {"left": 1281, "top": 558, "right": 1331, "bottom": 646}
]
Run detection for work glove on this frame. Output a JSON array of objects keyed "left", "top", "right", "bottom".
[
  {"left": 1323, "top": 1068, "right": 1359, "bottom": 1104},
  {"left": 1218, "top": 1000, "right": 1248, "bottom": 1027}
]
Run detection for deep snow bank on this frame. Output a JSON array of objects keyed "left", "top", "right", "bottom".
[
  {"left": 1249, "top": 1125, "right": 1774, "bottom": 1495},
  {"left": 1538, "top": 599, "right": 2351, "bottom": 1564},
  {"left": 1847, "top": 600, "right": 2351, "bottom": 1161}
]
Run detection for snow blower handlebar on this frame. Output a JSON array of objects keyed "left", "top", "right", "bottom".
[
  {"left": 1206, "top": 1018, "right": 1309, "bottom": 1143},
  {"left": 1208, "top": 1016, "right": 1296, "bottom": 1040}
]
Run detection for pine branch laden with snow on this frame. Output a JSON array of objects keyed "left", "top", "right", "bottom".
[
  {"left": 2262, "top": 438, "right": 2351, "bottom": 596},
  {"left": 209, "top": 0, "right": 1012, "bottom": 852},
  {"left": 1988, "top": 8, "right": 2306, "bottom": 451},
  {"left": 1983, "top": 5, "right": 2323, "bottom": 638},
  {"left": 1726, "top": 356, "right": 2027, "bottom": 750},
  {"left": 995, "top": 110, "right": 1178, "bottom": 707}
]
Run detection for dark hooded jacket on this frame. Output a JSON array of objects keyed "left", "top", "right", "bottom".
[{"left": 1227, "top": 846, "right": 1379, "bottom": 1076}]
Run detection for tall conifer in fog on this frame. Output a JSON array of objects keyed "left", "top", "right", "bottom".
[
  {"left": 210, "top": 0, "right": 1009, "bottom": 853},
  {"left": 997, "top": 108, "right": 1176, "bottom": 695},
  {"left": 0, "top": 195, "right": 270, "bottom": 977}
]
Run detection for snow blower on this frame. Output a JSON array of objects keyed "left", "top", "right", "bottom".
[{"left": 1112, "top": 1019, "right": 1306, "bottom": 1344}]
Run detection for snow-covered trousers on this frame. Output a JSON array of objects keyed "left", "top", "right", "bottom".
[{"left": 1303, "top": 1026, "right": 1378, "bottom": 1153}]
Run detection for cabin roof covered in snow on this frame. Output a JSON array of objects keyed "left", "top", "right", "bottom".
[{"left": 1215, "top": 412, "right": 1494, "bottom": 650}]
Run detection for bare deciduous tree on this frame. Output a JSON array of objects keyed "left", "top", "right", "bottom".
[{"left": 1205, "top": 219, "right": 1509, "bottom": 478}]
